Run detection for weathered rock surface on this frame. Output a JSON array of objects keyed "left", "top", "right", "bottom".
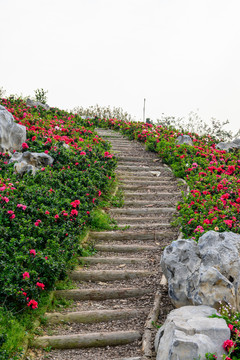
[
  {"left": 0, "top": 105, "right": 26, "bottom": 152},
  {"left": 26, "top": 98, "right": 50, "bottom": 111},
  {"left": 176, "top": 135, "right": 193, "bottom": 146},
  {"left": 9, "top": 151, "right": 54, "bottom": 175},
  {"left": 216, "top": 138, "right": 240, "bottom": 151},
  {"left": 161, "top": 231, "right": 240, "bottom": 309},
  {"left": 155, "top": 305, "right": 229, "bottom": 360}
]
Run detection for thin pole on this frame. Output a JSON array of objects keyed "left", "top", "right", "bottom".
[{"left": 143, "top": 98, "right": 146, "bottom": 123}]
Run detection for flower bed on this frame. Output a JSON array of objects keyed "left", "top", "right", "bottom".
[{"left": 0, "top": 97, "right": 116, "bottom": 358}]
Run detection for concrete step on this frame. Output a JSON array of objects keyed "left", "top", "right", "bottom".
[
  {"left": 95, "top": 244, "right": 158, "bottom": 253},
  {"left": 80, "top": 256, "right": 146, "bottom": 265},
  {"left": 31, "top": 330, "right": 141, "bottom": 349},
  {"left": 69, "top": 269, "right": 153, "bottom": 282},
  {"left": 55, "top": 287, "right": 151, "bottom": 301},
  {"left": 45, "top": 308, "right": 142, "bottom": 324}
]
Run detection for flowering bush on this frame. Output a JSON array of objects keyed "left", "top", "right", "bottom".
[{"left": 0, "top": 96, "right": 116, "bottom": 313}]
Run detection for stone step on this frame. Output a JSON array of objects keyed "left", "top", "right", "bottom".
[
  {"left": 113, "top": 358, "right": 141, "bottom": 360},
  {"left": 116, "top": 217, "right": 172, "bottom": 225},
  {"left": 55, "top": 287, "right": 151, "bottom": 301},
  {"left": 116, "top": 171, "right": 172, "bottom": 177},
  {"left": 121, "top": 185, "right": 177, "bottom": 191},
  {"left": 80, "top": 256, "right": 145, "bottom": 264},
  {"left": 110, "top": 207, "right": 176, "bottom": 215},
  {"left": 123, "top": 200, "right": 176, "bottom": 208},
  {"left": 124, "top": 192, "right": 181, "bottom": 200},
  {"left": 120, "top": 180, "right": 175, "bottom": 185},
  {"left": 69, "top": 269, "right": 153, "bottom": 282},
  {"left": 95, "top": 244, "right": 158, "bottom": 253},
  {"left": 89, "top": 230, "right": 176, "bottom": 241},
  {"left": 118, "top": 223, "right": 171, "bottom": 230},
  {"left": 118, "top": 176, "right": 173, "bottom": 181},
  {"left": 45, "top": 308, "right": 142, "bottom": 324},
  {"left": 31, "top": 330, "right": 141, "bottom": 349},
  {"left": 117, "top": 165, "right": 165, "bottom": 171},
  {"left": 117, "top": 156, "right": 158, "bottom": 162}
]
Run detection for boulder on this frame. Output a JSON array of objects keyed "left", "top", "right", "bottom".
[
  {"left": 176, "top": 135, "right": 193, "bottom": 146},
  {"left": 9, "top": 151, "right": 54, "bottom": 176},
  {"left": 216, "top": 138, "right": 240, "bottom": 151},
  {"left": 155, "top": 305, "right": 229, "bottom": 360},
  {"left": 0, "top": 105, "right": 26, "bottom": 152},
  {"left": 26, "top": 99, "right": 50, "bottom": 111},
  {"left": 161, "top": 231, "right": 240, "bottom": 310}
]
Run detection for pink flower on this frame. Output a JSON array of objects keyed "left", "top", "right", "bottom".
[
  {"left": 27, "top": 299, "right": 38, "bottom": 309},
  {"left": 223, "top": 339, "right": 235, "bottom": 351},
  {"left": 36, "top": 282, "right": 45, "bottom": 290},
  {"left": 92, "top": 198, "right": 96, "bottom": 204},
  {"left": 80, "top": 151, "right": 86, "bottom": 155},
  {"left": 71, "top": 199, "right": 80, "bottom": 208},
  {"left": 7, "top": 210, "right": 14, "bottom": 214},
  {"left": 54, "top": 214, "right": 59, "bottom": 219},
  {"left": 23, "top": 272, "right": 30, "bottom": 279},
  {"left": 71, "top": 209, "right": 78, "bottom": 216},
  {"left": 29, "top": 249, "right": 36, "bottom": 256},
  {"left": 45, "top": 210, "right": 50, "bottom": 215},
  {"left": 22, "top": 142, "right": 29, "bottom": 149},
  {"left": 44, "top": 150, "right": 49, "bottom": 154},
  {"left": 98, "top": 190, "right": 101, "bottom": 197},
  {"left": 32, "top": 136, "right": 36, "bottom": 141}
]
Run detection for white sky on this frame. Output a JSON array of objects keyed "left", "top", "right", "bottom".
[{"left": 1, "top": 0, "right": 240, "bottom": 133}]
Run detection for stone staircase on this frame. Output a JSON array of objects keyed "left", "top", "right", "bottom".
[{"left": 28, "top": 129, "right": 184, "bottom": 360}]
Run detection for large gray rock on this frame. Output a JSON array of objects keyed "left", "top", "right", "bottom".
[
  {"left": 216, "top": 138, "right": 240, "bottom": 151},
  {"left": 161, "top": 231, "right": 240, "bottom": 309},
  {"left": 26, "top": 99, "right": 50, "bottom": 111},
  {"left": 9, "top": 151, "right": 54, "bottom": 176},
  {"left": 155, "top": 306, "right": 229, "bottom": 360},
  {"left": 176, "top": 135, "right": 193, "bottom": 146},
  {"left": 0, "top": 105, "right": 26, "bottom": 152}
]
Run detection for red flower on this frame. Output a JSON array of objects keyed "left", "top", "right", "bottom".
[
  {"left": 32, "top": 136, "right": 36, "bottom": 141},
  {"left": 22, "top": 142, "right": 29, "bottom": 149},
  {"left": 36, "top": 282, "right": 45, "bottom": 290},
  {"left": 27, "top": 299, "right": 38, "bottom": 309},
  {"left": 71, "top": 209, "right": 78, "bottom": 216},
  {"left": 23, "top": 272, "right": 30, "bottom": 279},
  {"left": 29, "top": 249, "right": 36, "bottom": 256}
]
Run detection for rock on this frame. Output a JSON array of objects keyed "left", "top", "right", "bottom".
[
  {"left": 216, "top": 138, "right": 240, "bottom": 151},
  {"left": 0, "top": 105, "right": 26, "bottom": 152},
  {"left": 176, "top": 135, "right": 193, "bottom": 146},
  {"left": 9, "top": 151, "right": 54, "bottom": 175},
  {"left": 161, "top": 231, "right": 240, "bottom": 309},
  {"left": 26, "top": 98, "right": 50, "bottom": 111},
  {"left": 155, "top": 305, "right": 229, "bottom": 360}
]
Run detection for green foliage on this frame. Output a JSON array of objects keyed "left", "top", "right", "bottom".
[
  {"left": 74, "top": 104, "right": 135, "bottom": 122},
  {"left": 34, "top": 88, "right": 48, "bottom": 104},
  {"left": 90, "top": 209, "right": 117, "bottom": 231}
]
